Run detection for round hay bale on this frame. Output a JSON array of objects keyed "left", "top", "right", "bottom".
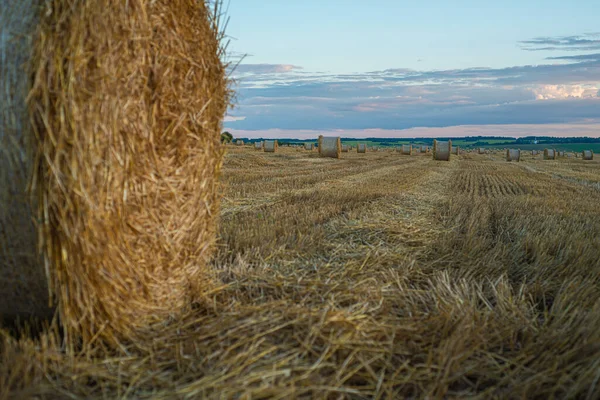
[
  {"left": 478, "top": 148, "right": 486, "bottom": 154},
  {"left": 583, "top": 150, "right": 594, "bottom": 160},
  {"left": 341, "top": 144, "right": 349, "bottom": 152},
  {"left": 304, "top": 143, "right": 314, "bottom": 150},
  {"left": 1, "top": 0, "right": 229, "bottom": 345},
  {"left": 236, "top": 139, "right": 244, "bottom": 146},
  {"left": 318, "top": 135, "right": 323, "bottom": 155},
  {"left": 320, "top": 137, "right": 341, "bottom": 158},
  {"left": 401, "top": 144, "right": 412, "bottom": 155},
  {"left": 264, "top": 140, "right": 278, "bottom": 153},
  {"left": 544, "top": 149, "right": 557, "bottom": 160},
  {"left": 419, "top": 145, "right": 428, "bottom": 153},
  {"left": 254, "top": 141, "right": 263, "bottom": 150},
  {"left": 357, "top": 143, "right": 367, "bottom": 153},
  {"left": 451, "top": 146, "right": 459, "bottom": 155},
  {"left": 506, "top": 149, "right": 520, "bottom": 162},
  {"left": 433, "top": 140, "right": 451, "bottom": 161}
]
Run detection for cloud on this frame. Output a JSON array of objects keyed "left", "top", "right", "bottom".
[
  {"left": 224, "top": 33, "right": 600, "bottom": 133},
  {"left": 232, "top": 64, "right": 303, "bottom": 75},
  {"left": 224, "top": 116, "right": 246, "bottom": 122},
  {"left": 519, "top": 33, "right": 600, "bottom": 52},
  {"left": 531, "top": 85, "right": 598, "bottom": 100}
]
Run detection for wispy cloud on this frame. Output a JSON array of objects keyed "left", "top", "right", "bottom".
[
  {"left": 232, "top": 64, "right": 303, "bottom": 74},
  {"left": 519, "top": 33, "right": 600, "bottom": 52}
]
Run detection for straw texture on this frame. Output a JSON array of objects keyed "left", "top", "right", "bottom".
[
  {"left": 21, "top": 0, "right": 230, "bottom": 345},
  {"left": 433, "top": 140, "right": 451, "bottom": 161},
  {"left": 506, "top": 149, "right": 520, "bottom": 162},
  {"left": 264, "top": 140, "right": 278, "bottom": 153},
  {"left": 320, "top": 137, "right": 341, "bottom": 158}
]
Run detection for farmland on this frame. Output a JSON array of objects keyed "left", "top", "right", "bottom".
[{"left": 3, "top": 145, "right": 600, "bottom": 398}]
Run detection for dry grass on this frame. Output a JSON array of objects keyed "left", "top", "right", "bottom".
[{"left": 2, "top": 147, "right": 600, "bottom": 398}]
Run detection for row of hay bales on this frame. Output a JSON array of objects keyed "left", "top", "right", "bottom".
[
  {"left": 502, "top": 148, "right": 594, "bottom": 161},
  {"left": 1, "top": 0, "right": 229, "bottom": 346}
]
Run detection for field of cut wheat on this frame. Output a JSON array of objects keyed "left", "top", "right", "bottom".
[{"left": 3, "top": 146, "right": 600, "bottom": 399}]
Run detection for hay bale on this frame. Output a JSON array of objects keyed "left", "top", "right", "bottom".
[
  {"left": 451, "top": 146, "right": 459, "bottom": 155},
  {"left": 0, "top": 0, "right": 53, "bottom": 322},
  {"left": 264, "top": 140, "right": 278, "bottom": 153},
  {"left": 583, "top": 150, "right": 594, "bottom": 160},
  {"left": 478, "top": 148, "right": 486, "bottom": 154},
  {"left": 532, "top": 150, "right": 539, "bottom": 156},
  {"left": 0, "top": 0, "right": 229, "bottom": 345},
  {"left": 341, "top": 144, "right": 349, "bottom": 152},
  {"left": 506, "top": 149, "right": 520, "bottom": 162},
  {"left": 357, "top": 143, "right": 367, "bottom": 153},
  {"left": 320, "top": 136, "right": 341, "bottom": 158},
  {"left": 236, "top": 139, "right": 244, "bottom": 146},
  {"left": 254, "top": 141, "right": 263, "bottom": 150},
  {"left": 318, "top": 135, "right": 323, "bottom": 155},
  {"left": 433, "top": 140, "right": 451, "bottom": 161},
  {"left": 544, "top": 149, "right": 557, "bottom": 160},
  {"left": 401, "top": 144, "right": 412, "bottom": 155},
  {"left": 304, "top": 143, "right": 313, "bottom": 150}
]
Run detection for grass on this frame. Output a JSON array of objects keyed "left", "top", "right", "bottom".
[{"left": 2, "top": 147, "right": 600, "bottom": 398}]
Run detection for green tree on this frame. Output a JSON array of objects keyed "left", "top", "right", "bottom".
[{"left": 221, "top": 131, "right": 233, "bottom": 143}]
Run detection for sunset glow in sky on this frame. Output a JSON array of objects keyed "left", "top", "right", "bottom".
[{"left": 223, "top": 0, "right": 600, "bottom": 138}]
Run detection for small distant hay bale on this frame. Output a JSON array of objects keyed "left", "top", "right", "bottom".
[
  {"left": 357, "top": 143, "right": 367, "bottom": 153},
  {"left": 264, "top": 140, "right": 278, "bottom": 153},
  {"left": 341, "top": 144, "right": 349, "bottom": 152},
  {"left": 320, "top": 136, "right": 342, "bottom": 158},
  {"left": 532, "top": 150, "right": 539, "bottom": 156},
  {"left": 451, "top": 146, "right": 459, "bottom": 155},
  {"left": 236, "top": 139, "right": 244, "bottom": 146},
  {"left": 433, "top": 140, "right": 451, "bottom": 161},
  {"left": 558, "top": 151, "right": 566, "bottom": 157},
  {"left": 0, "top": 0, "right": 229, "bottom": 345},
  {"left": 506, "top": 149, "right": 520, "bottom": 162},
  {"left": 401, "top": 144, "right": 412, "bottom": 155},
  {"left": 478, "top": 148, "right": 486, "bottom": 154},
  {"left": 583, "top": 150, "right": 594, "bottom": 160},
  {"left": 254, "top": 141, "right": 263, "bottom": 150},
  {"left": 544, "top": 149, "right": 557, "bottom": 160},
  {"left": 304, "top": 143, "right": 314, "bottom": 150},
  {"left": 420, "top": 145, "right": 427, "bottom": 153}
]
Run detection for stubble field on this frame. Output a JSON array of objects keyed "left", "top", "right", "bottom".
[{"left": 3, "top": 145, "right": 600, "bottom": 399}]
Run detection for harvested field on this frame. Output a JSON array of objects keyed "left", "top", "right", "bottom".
[{"left": 3, "top": 147, "right": 600, "bottom": 398}]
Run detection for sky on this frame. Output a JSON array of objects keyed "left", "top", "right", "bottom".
[{"left": 223, "top": 0, "right": 600, "bottom": 138}]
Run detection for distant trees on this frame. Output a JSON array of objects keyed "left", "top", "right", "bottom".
[{"left": 221, "top": 131, "right": 233, "bottom": 143}]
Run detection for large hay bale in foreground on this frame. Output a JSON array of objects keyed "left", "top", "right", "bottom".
[
  {"left": 264, "top": 140, "right": 278, "bottom": 153},
  {"left": 583, "top": 150, "right": 594, "bottom": 160},
  {"left": 1, "top": 0, "right": 229, "bottom": 345},
  {"left": 401, "top": 144, "right": 412, "bottom": 155},
  {"left": 357, "top": 143, "right": 367, "bottom": 153},
  {"left": 433, "top": 140, "right": 451, "bottom": 161},
  {"left": 544, "top": 149, "right": 557, "bottom": 160},
  {"left": 320, "top": 137, "right": 341, "bottom": 158},
  {"left": 0, "top": 0, "right": 53, "bottom": 322},
  {"left": 506, "top": 149, "right": 520, "bottom": 162}
]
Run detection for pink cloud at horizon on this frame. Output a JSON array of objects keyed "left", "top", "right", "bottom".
[{"left": 228, "top": 123, "right": 600, "bottom": 140}]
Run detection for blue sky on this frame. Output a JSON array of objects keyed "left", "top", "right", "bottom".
[{"left": 223, "top": 1, "right": 600, "bottom": 138}]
